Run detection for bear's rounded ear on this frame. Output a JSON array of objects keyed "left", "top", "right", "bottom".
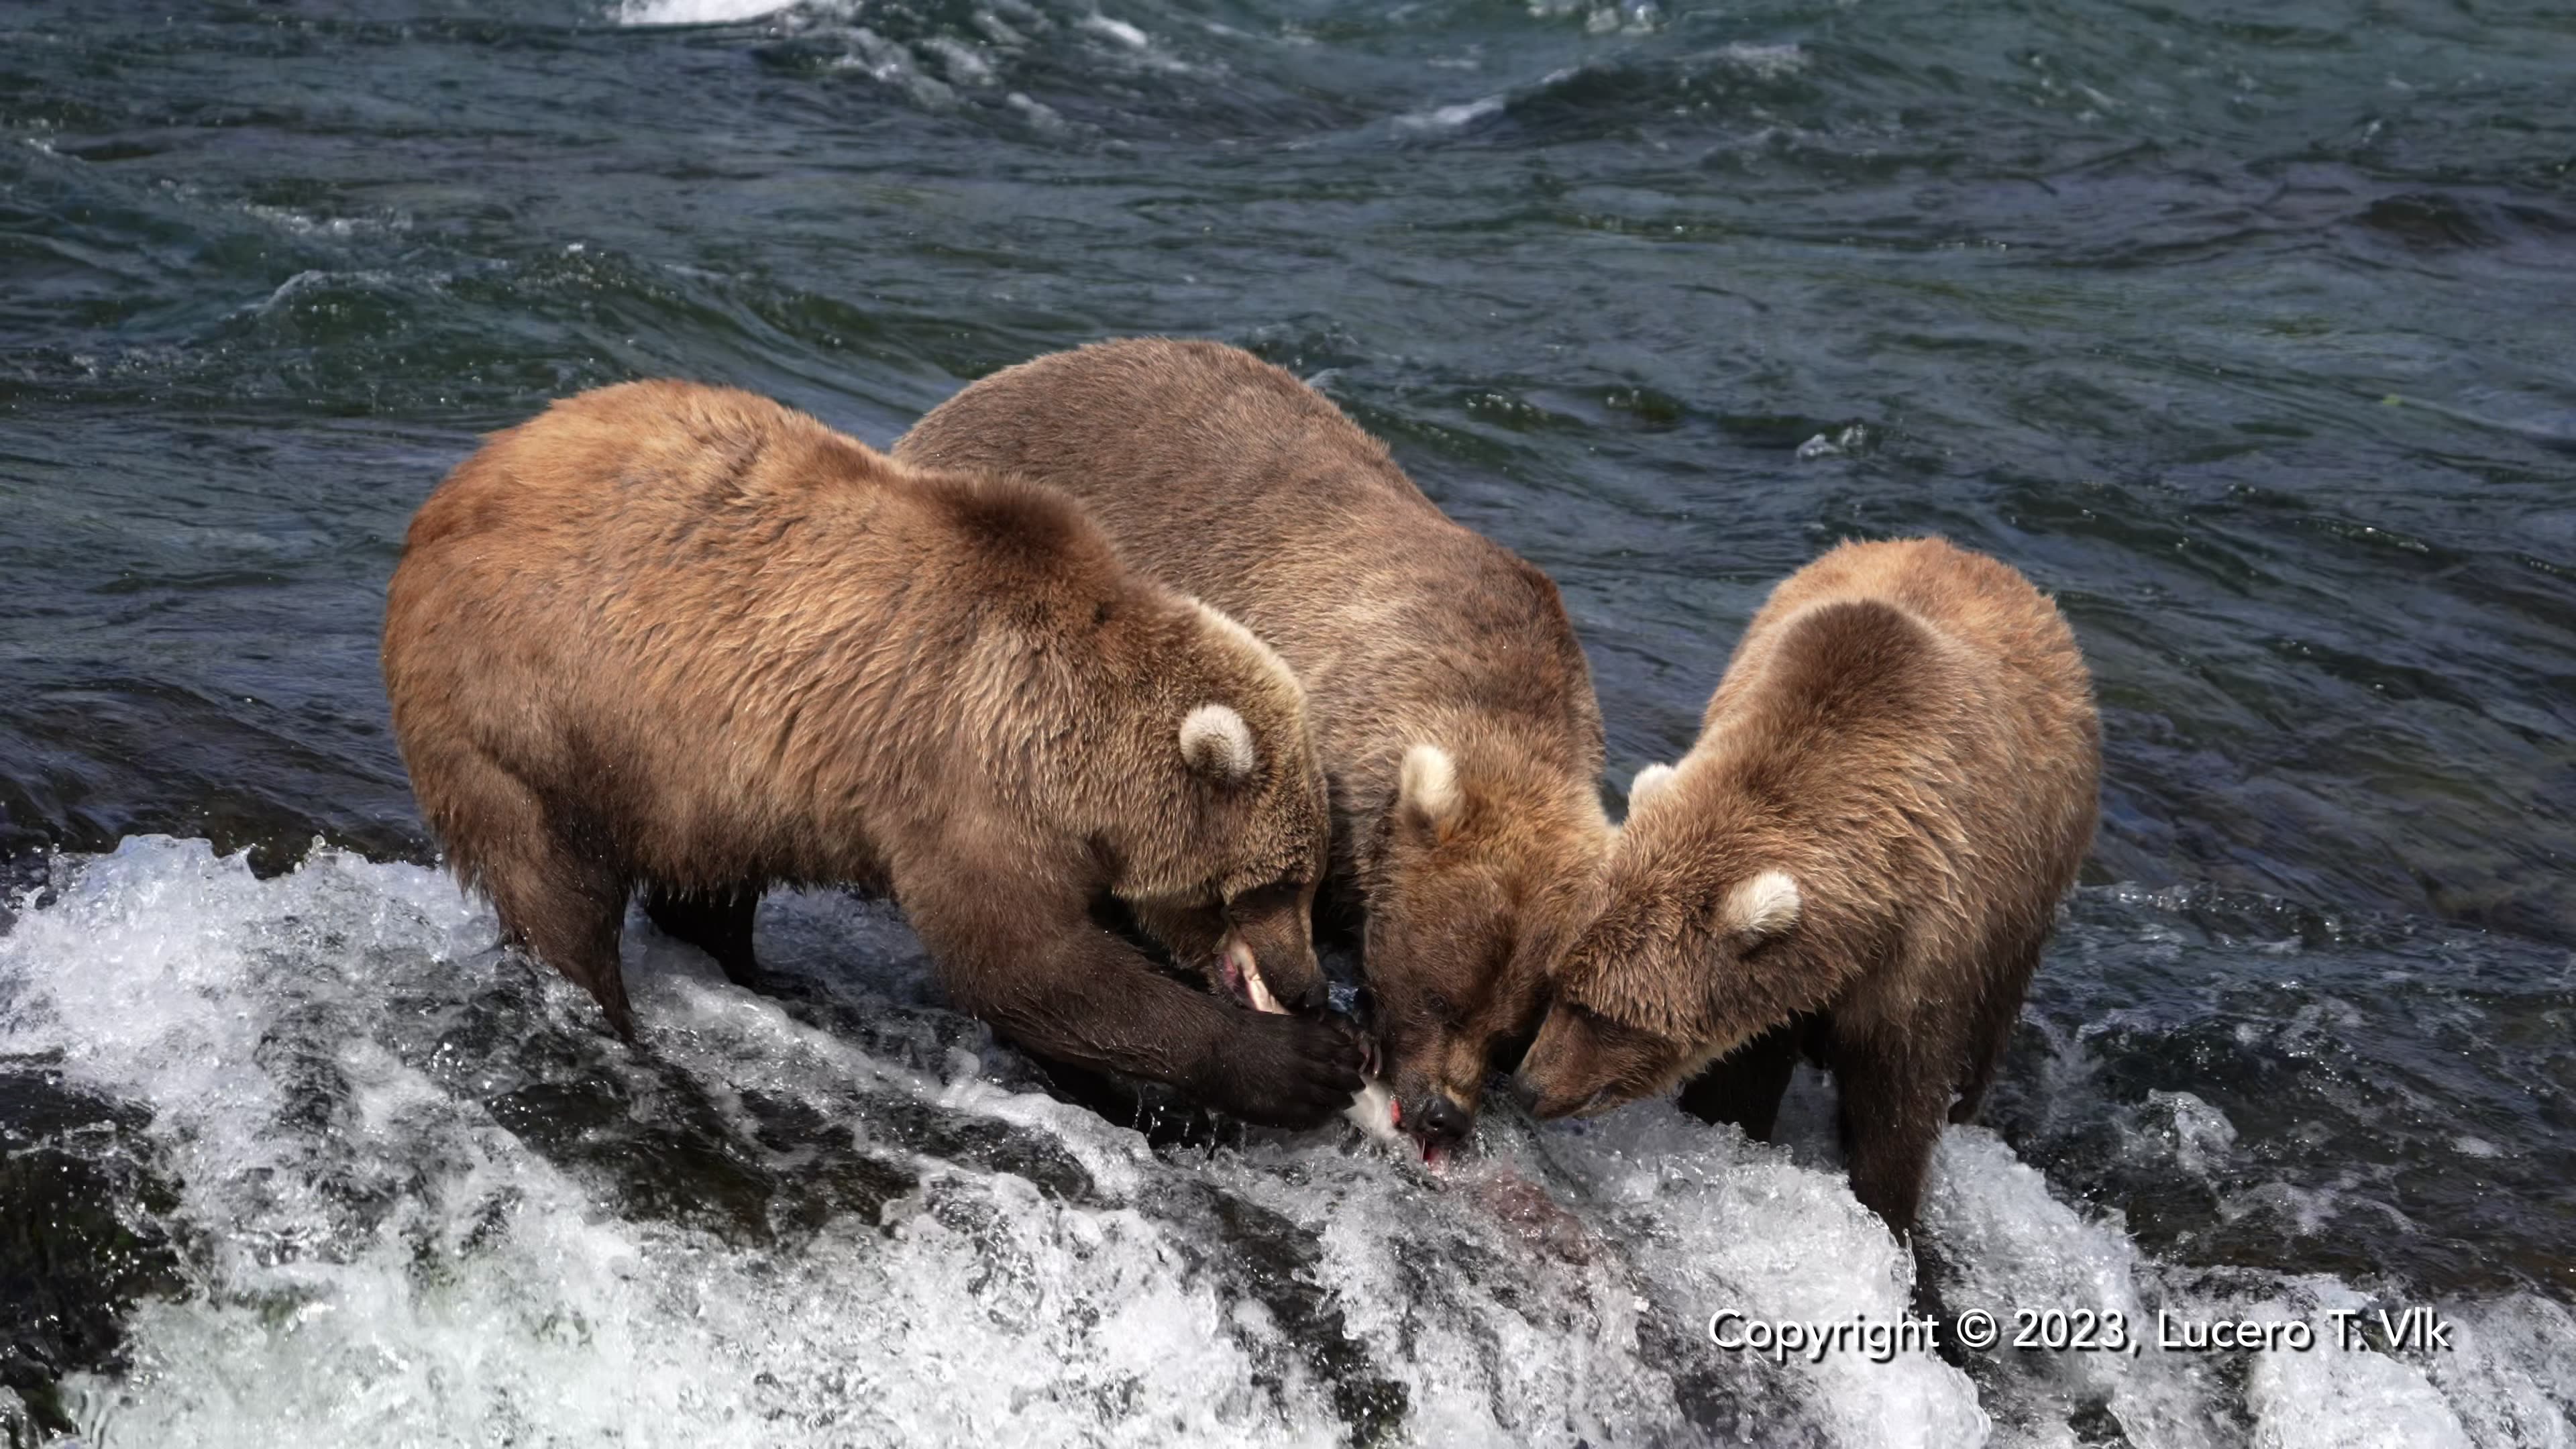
[
  {"left": 1399, "top": 742, "right": 1463, "bottom": 843},
  {"left": 1627, "top": 762, "right": 1677, "bottom": 809},
  {"left": 1180, "top": 703, "right": 1258, "bottom": 784},
  {"left": 1724, "top": 869, "right": 1802, "bottom": 945}
]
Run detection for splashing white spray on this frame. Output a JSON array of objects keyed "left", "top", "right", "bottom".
[{"left": 2, "top": 837, "right": 2567, "bottom": 1446}]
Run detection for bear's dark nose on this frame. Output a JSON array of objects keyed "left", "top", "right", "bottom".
[
  {"left": 1297, "top": 977, "right": 1330, "bottom": 1014},
  {"left": 1415, "top": 1094, "right": 1471, "bottom": 1145}
]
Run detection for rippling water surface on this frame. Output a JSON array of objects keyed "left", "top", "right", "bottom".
[{"left": 3, "top": 1, "right": 2572, "bottom": 1444}]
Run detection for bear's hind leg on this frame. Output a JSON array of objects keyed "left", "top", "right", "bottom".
[
  {"left": 1679, "top": 1020, "right": 1801, "bottom": 1142},
  {"left": 1949, "top": 936, "right": 2044, "bottom": 1124},
  {"left": 441, "top": 751, "right": 636, "bottom": 1038},
  {"left": 1833, "top": 1023, "right": 1956, "bottom": 1238},
  {"left": 645, "top": 885, "right": 765, "bottom": 990}
]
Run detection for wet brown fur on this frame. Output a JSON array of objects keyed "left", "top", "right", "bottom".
[
  {"left": 1517, "top": 537, "right": 2100, "bottom": 1232},
  {"left": 897, "top": 339, "right": 1611, "bottom": 1140},
  {"left": 381, "top": 380, "right": 1362, "bottom": 1128}
]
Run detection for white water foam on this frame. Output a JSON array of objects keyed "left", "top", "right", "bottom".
[
  {"left": 1076, "top": 13, "right": 1148, "bottom": 50},
  {"left": 610, "top": 0, "right": 1205, "bottom": 113},
  {"left": 3, "top": 837, "right": 2570, "bottom": 1446},
  {"left": 615, "top": 0, "right": 801, "bottom": 25},
  {"left": 1393, "top": 96, "right": 1506, "bottom": 136}
]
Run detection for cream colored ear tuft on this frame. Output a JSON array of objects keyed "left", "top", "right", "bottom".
[
  {"left": 1180, "top": 703, "right": 1257, "bottom": 782},
  {"left": 1399, "top": 743, "right": 1462, "bottom": 837},
  {"left": 1725, "top": 869, "right": 1802, "bottom": 940},
  {"left": 1628, "top": 763, "right": 1677, "bottom": 808}
]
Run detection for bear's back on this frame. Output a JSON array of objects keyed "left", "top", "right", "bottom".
[
  {"left": 396, "top": 381, "right": 1134, "bottom": 655},
  {"left": 898, "top": 338, "right": 1605, "bottom": 796},
  {"left": 382, "top": 382, "right": 1178, "bottom": 861},
  {"left": 1713, "top": 539, "right": 2090, "bottom": 765},
  {"left": 1694, "top": 538, "right": 2098, "bottom": 956}
]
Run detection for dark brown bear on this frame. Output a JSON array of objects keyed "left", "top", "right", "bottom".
[
  {"left": 1516, "top": 537, "right": 2100, "bottom": 1232},
  {"left": 897, "top": 339, "right": 1613, "bottom": 1156},
  {"left": 381, "top": 380, "right": 1359, "bottom": 1128}
]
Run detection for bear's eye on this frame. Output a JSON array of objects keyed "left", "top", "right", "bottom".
[
  {"left": 1226, "top": 879, "right": 1303, "bottom": 916},
  {"left": 1568, "top": 1002, "right": 1623, "bottom": 1036}
]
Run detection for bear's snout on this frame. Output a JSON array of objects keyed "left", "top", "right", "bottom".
[
  {"left": 1409, "top": 1093, "right": 1472, "bottom": 1145},
  {"left": 1512, "top": 1010, "right": 1605, "bottom": 1120}
]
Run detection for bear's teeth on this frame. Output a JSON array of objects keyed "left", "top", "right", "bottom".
[
  {"left": 1224, "top": 937, "right": 1283, "bottom": 1014},
  {"left": 1244, "top": 970, "right": 1281, "bottom": 1014}
]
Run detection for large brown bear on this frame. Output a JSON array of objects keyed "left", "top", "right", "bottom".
[
  {"left": 1516, "top": 537, "right": 2099, "bottom": 1232},
  {"left": 382, "top": 380, "right": 1362, "bottom": 1128},
  {"left": 898, "top": 339, "right": 1611, "bottom": 1155}
]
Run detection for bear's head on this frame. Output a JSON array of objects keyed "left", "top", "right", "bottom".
[
  {"left": 1514, "top": 759, "right": 1805, "bottom": 1118},
  {"left": 1112, "top": 601, "right": 1333, "bottom": 1017},
  {"left": 1360, "top": 737, "right": 1609, "bottom": 1155}
]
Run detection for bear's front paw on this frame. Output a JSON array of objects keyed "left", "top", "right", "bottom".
[{"left": 1196, "top": 1012, "right": 1366, "bottom": 1130}]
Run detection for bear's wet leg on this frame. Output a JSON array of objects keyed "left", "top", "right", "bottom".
[
  {"left": 447, "top": 752, "right": 635, "bottom": 1038},
  {"left": 1678, "top": 1020, "right": 1800, "bottom": 1141},
  {"left": 1833, "top": 1026, "right": 1954, "bottom": 1238},
  {"left": 489, "top": 842, "right": 632, "bottom": 1039},
  {"left": 645, "top": 884, "right": 765, "bottom": 990},
  {"left": 1949, "top": 936, "right": 2043, "bottom": 1124},
  {"left": 898, "top": 860, "right": 1363, "bottom": 1131}
]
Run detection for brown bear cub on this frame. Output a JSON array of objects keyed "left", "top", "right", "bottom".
[
  {"left": 382, "top": 380, "right": 1362, "bottom": 1129},
  {"left": 898, "top": 339, "right": 1611, "bottom": 1157},
  {"left": 1516, "top": 537, "right": 2099, "bottom": 1232}
]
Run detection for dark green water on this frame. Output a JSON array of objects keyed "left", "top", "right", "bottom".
[{"left": 2, "top": 1, "right": 2572, "bottom": 1443}]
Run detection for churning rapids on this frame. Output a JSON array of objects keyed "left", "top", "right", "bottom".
[
  {"left": 1, "top": 839, "right": 2568, "bottom": 1446},
  {"left": 5, "top": 0, "right": 2575, "bottom": 1442},
  {"left": 0, "top": 835, "right": 2555, "bottom": 1444}
]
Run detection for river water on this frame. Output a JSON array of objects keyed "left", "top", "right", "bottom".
[{"left": 2, "top": 0, "right": 2571, "bottom": 1444}]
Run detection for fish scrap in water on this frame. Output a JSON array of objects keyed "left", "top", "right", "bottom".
[{"left": 1338, "top": 1073, "right": 1599, "bottom": 1265}]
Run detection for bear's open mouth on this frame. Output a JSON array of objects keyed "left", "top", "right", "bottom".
[
  {"left": 1217, "top": 936, "right": 1283, "bottom": 1014},
  {"left": 1356, "top": 1090, "right": 1452, "bottom": 1167},
  {"left": 1343, "top": 1077, "right": 1449, "bottom": 1166},
  {"left": 1398, "top": 1101, "right": 1454, "bottom": 1167}
]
